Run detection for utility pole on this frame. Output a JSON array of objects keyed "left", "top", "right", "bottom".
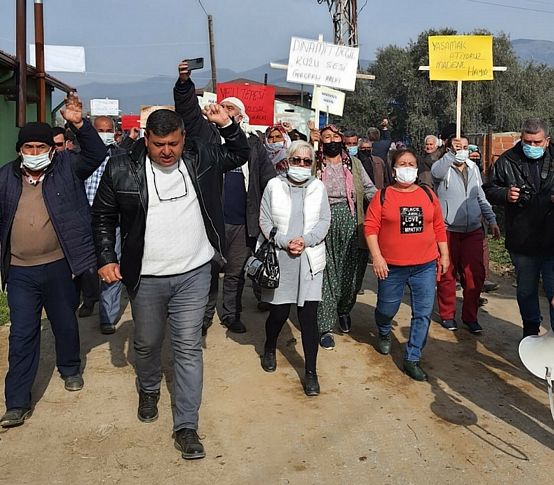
[
  {"left": 317, "top": 0, "right": 359, "bottom": 46},
  {"left": 34, "top": 0, "right": 46, "bottom": 122},
  {"left": 16, "top": 0, "right": 27, "bottom": 127},
  {"left": 207, "top": 14, "right": 217, "bottom": 91}
]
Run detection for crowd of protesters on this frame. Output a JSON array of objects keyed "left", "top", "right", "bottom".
[{"left": 1, "top": 59, "right": 553, "bottom": 461}]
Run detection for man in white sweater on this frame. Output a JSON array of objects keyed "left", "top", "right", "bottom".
[{"left": 92, "top": 107, "right": 249, "bottom": 460}]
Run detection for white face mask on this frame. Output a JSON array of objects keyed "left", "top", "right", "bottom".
[
  {"left": 394, "top": 166, "right": 418, "bottom": 185},
  {"left": 98, "top": 132, "right": 115, "bottom": 146},
  {"left": 454, "top": 149, "right": 469, "bottom": 165},
  {"left": 287, "top": 166, "right": 311, "bottom": 183},
  {"left": 21, "top": 151, "right": 52, "bottom": 171}
]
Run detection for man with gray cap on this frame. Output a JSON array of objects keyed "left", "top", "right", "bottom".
[
  {"left": 0, "top": 93, "right": 107, "bottom": 428},
  {"left": 174, "top": 60, "right": 275, "bottom": 335}
]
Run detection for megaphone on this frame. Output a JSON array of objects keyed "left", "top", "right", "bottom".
[{"left": 519, "top": 330, "right": 554, "bottom": 421}]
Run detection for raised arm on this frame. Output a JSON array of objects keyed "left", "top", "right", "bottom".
[
  {"left": 174, "top": 60, "right": 220, "bottom": 143},
  {"left": 61, "top": 92, "right": 107, "bottom": 180}
]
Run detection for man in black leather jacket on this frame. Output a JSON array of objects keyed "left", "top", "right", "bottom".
[
  {"left": 91, "top": 107, "right": 249, "bottom": 460},
  {"left": 484, "top": 118, "right": 554, "bottom": 338}
]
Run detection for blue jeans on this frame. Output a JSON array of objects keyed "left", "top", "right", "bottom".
[
  {"left": 130, "top": 263, "right": 210, "bottom": 431},
  {"left": 509, "top": 252, "right": 554, "bottom": 335},
  {"left": 374, "top": 261, "right": 436, "bottom": 361}
]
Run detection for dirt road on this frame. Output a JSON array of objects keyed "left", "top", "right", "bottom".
[{"left": 0, "top": 272, "right": 552, "bottom": 484}]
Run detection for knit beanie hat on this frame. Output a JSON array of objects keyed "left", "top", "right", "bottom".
[{"left": 16, "top": 122, "right": 54, "bottom": 151}]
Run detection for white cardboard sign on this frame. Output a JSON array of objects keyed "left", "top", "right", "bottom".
[
  {"left": 29, "top": 45, "right": 86, "bottom": 73},
  {"left": 311, "top": 86, "right": 345, "bottom": 116},
  {"left": 90, "top": 98, "right": 120, "bottom": 117},
  {"left": 286, "top": 37, "right": 359, "bottom": 91}
]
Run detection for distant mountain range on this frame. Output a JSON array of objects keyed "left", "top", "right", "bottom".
[{"left": 53, "top": 40, "right": 554, "bottom": 114}]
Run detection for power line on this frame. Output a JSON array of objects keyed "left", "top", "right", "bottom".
[
  {"left": 197, "top": 0, "right": 209, "bottom": 16},
  {"left": 467, "top": 0, "right": 554, "bottom": 14}
]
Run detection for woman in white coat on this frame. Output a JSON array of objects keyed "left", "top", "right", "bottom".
[{"left": 258, "top": 140, "right": 331, "bottom": 395}]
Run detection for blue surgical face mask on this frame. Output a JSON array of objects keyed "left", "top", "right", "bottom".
[
  {"left": 522, "top": 143, "right": 546, "bottom": 160},
  {"left": 266, "top": 142, "right": 284, "bottom": 151},
  {"left": 347, "top": 146, "right": 358, "bottom": 157}
]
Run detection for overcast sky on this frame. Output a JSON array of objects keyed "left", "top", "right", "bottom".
[{"left": 1, "top": 0, "right": 553, "bottom": 84}]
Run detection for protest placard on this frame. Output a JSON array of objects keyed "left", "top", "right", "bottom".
[
  {"left": 120, "top": 115, "right": 140, "bottom": 131},
  {"left": 286, "top": 36, "right": 359, "bottom": 91},
  {"left": 428, "top": 35, "right": 493, "bottom": 81},
  {"left": 90, "top": 98, "right": 119, "bottom": 116},
  {"left": 217, "top": 83, "right": 275, "bottom": 126},
  {"left": 29, "top": 45, "right": 86, "bottom": 73},
  {"left": 140, "top": 105, "right": 174, "bottom": 128},
  {"left": 311, "top": 86, "right": 345, "bottom": 116}
]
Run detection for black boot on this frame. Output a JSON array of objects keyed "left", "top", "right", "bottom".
[
  {"left": 137, "top": 390, "right": 160, "bottom": 422},
  {"left": 261, "top": 349, "right": 276, "bottom": 372},
  {"left": 303, "top": 371, "right": 320, "bottom": 396}
]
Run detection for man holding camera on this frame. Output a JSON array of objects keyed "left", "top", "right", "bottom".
[{"left": 484, "top": 118, "right": 554, "bottom": 338}]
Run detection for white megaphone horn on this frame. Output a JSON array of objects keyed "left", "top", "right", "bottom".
[{"left": 519, "top": 330, "right": 554, "bottom": 421}]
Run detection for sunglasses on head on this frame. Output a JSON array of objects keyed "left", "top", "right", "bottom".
[{"left": 288, "top": 156, "right": 312, "bottom": 167}]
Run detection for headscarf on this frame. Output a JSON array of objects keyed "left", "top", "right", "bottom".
[
  {"left": 263, "top": 124, "right": 291, "bottom": 173},
  {"left": 316, "top": 124, "right": 355, "bottom": 215},
  {"left": 220, "top": 96, "right": 254, "bottom": 134}
]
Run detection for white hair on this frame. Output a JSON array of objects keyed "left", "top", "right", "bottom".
[
  {"left": 286, "top": 140, "right": 315, "bottom": 161},
  {"left": 424, "top": 135, "right": 439, "bottom": 145}
]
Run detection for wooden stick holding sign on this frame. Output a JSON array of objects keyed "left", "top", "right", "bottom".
[{"left": 419, "top": 35, "right": 506, "bottom": 138}]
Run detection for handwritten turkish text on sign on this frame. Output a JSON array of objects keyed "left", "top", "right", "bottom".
[
  {"left": 311, "top": 86, "right": 345, "bottom": 117},
  {"left": 217, "top": 83, "right": 275, "bottom": 126},
  {"left": 286, "top": 37, "right": 359, "bottom": 92},
  {"left": 428, "top": 35, "right": 493, "bottom": 81}
]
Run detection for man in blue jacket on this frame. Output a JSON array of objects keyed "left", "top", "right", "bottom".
[
  {"left": 0, "top": 93, "right": 107, "bottom": 428},
  {"left": 432, "top": 136, "right": 500, "bottom": 333}
]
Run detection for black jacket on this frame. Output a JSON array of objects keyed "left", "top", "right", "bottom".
[
  {"left": 174, "top": 79, "right": 276, "bottom": 238},
  {"left": 91, "top": 122, "right": 250, "bottom": 295},
  {"left": 0, "top": 120, "right": 107, "bottom": 287},
  {"left": 484, "top": 141, "right": 554, "bottom": 255}
]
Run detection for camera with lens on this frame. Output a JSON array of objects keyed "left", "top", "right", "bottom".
[{"left": 516, "top": 184, "right": 533, "bottom": 208}]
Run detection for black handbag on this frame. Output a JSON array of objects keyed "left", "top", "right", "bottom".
[{"left": 244, "top": 227, "right": 280, "bottom": 289}]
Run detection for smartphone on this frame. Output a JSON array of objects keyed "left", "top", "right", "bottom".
[{"left": 185, "top": 57, "right": 204, "bottom": 71}]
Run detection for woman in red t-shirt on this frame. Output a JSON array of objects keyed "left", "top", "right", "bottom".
[{"left": 364, "top": 148, "right": 449, "bottom": 381}]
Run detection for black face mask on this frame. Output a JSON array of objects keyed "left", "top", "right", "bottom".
[
  {"left": 322, "top": 141, "right": 343, "bottom": 158},
  {"left": 358, "top": 149, "right": 372, "bottom": 160}
]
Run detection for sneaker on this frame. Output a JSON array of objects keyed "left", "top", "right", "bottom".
[
  {"left": 403, "top": 360, "right": 428, "bottom": 381},
  {"left": 464, "top": 321, "right": 483, "bottom": 334},
  {"left": 223, "top": 318, "right": 247, "bottom": 334},
  {"left": 137, "top": 390, "right": 160, "bottom": 423},
  {"left": 174, "top": 428, "right": 205, "bottom": 460},
  {"left": 478, "top": 297, "right": 488, "bottom": 306},
  {"left": 63, "top": 374, "right": 84, "bottom": 391},
  {"left": 338, "top": 314, "right": 352, "bottom": 333},
  {"left": 100, "top": 323, "right": 116, "bottom": 335},
  {"left": 319, "top": 332, "right": 335, "bottom": 350},
  {"left": 377, "top": 333, "right": 392, "bottom": 355},
  {"left": 78, "top": 301, "right": 95, "bottom": 318},
  {"left": 482, "top": 280, "right": 499, "bottom": 292},
  {"left": 0, "top": 408, "right": 31, "bottom": 428},
  {"left": 440, "top": 319, "right": 458, "bottom": 331},
  {"left": 303, "top": 371, "right": 320, "bottom": 396}
]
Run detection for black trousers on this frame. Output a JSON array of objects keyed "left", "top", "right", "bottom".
[
  {"left": 204, "top": 223, "right": 252, "bottom": 324},
  {"left": 5, "top": 259, "right": 81, "bottom": 409},
  {"left": 265, "top": 301, "right": 319, "bottom": 373}
]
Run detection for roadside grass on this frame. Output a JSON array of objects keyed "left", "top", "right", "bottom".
[
  {"left": 0, "top": 291, "right": 8, "bottom": 326},
  {"left": 488, "top": 235, "right": 514, "bottom": 276}
]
